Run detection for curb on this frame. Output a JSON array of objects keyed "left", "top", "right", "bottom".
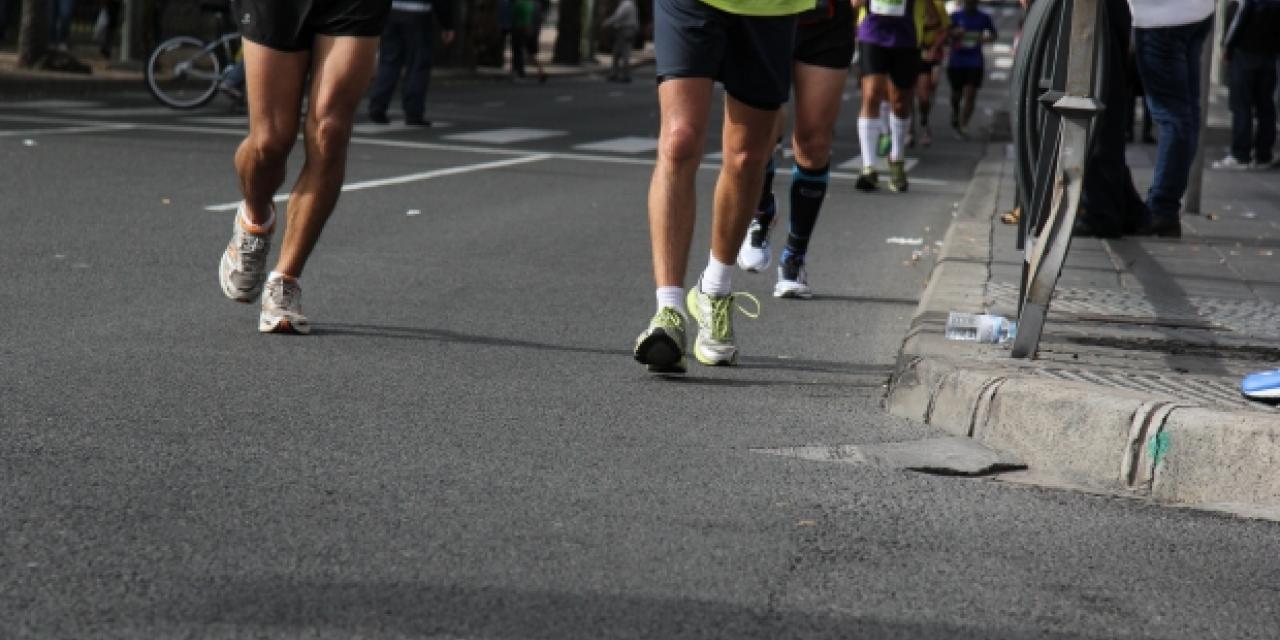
[{"left": 886, "top": 145, "right": 1280, "bottom": 512}]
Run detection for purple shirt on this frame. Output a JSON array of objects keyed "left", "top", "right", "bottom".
[{"left": 858, "top": 0, "right": 918, "bottom": 49}]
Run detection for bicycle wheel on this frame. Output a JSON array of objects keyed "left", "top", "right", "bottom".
[{"left": 146, "top": 36, "right": 223, "bottom": 109}]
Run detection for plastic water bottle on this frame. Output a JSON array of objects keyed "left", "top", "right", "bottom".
[{"left": 945, "top": 312, "right": 1017, "bottom": 343}]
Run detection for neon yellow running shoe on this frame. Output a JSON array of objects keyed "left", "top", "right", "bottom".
[
  {"left": 634, "top": 306, "right": 687, "bottom": 374},
  {"left": 686, "top": 286, "right": 760, "bottom": 366}
]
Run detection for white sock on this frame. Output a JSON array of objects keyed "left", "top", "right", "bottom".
[
  {"left": 890, "top": 115, "right": 911, "bottom": 162},
  {"left": 858, "top": 117, "right": 881, "bottom": 169},
  {"left": 700, "top": 253, "right": 734, "bottom": 296},
  {"left": 656, "top": 286, "right": 685, "bottom": 314},
  {"left": 879, "top": 101, "right": 891, "bottom": 134},
  {"left": 239, "top": 202, "right": 275, "bottom": 231},
  {"left": 268, "top": 270, "right": 296, "bottom": 284}
]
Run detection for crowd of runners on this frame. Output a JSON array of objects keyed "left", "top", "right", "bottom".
[{"left": 214, "top": 0, "right": 998, "bottom": 373}]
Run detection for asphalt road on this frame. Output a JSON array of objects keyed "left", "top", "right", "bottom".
[{"left": 3, "top": 56, "right": 1280, "bottom": 638}]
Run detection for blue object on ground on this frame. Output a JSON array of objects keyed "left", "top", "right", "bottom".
[{"left": 1241, "top": 369, "right": 1280, "bottom": 401}]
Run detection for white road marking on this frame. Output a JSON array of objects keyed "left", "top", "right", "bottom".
[
  {"left": 351, "top": 121, "right": 454, "bottom": 135},
  {"left": 994, "top": 57, "right": 1014, "bottom": 70},
  {"left": 0, "top": 123, "right": 136, "bottom": 138},
  {"left": 989, "top": 71, "right": 1010, "bottom": 81},
  {"left": 0, "top": 99, "right": 103, "bottom": 110},
  {"left": 838, "top": 157, "right": 920, "bottom": 172},
  {"left": 573, "top": 136, "right": 658, "bottom": 153},
  {"left": 56, "top": 106, "right": 178, "bottom": 117},
  {"left": 203, "top": 154, "right": 551, "bottom": 211},
  {"left": 443, "top": 127, "right": 567, "bottom": 144},
  {"left": 992, "top": 43, "right": 1012, "bottom": 54}
]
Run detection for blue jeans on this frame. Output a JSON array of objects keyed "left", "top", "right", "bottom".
[
  {"left": 1228, "top": 49, "right": 1278, "bottom": 165},
  {"left": 368, "top": 10, "right": 435, "bottom": 120},
  {"left": 1133, "top": 17, "right": 1212, "bottom": 220},
  {"left": 49, "top": 0, "right": 75, "bottom": 45}
]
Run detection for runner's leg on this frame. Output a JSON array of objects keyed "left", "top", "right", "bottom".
[
  {"left": 787, "top": 61, "right": 844, "bottom": 255},
  {"left": 708, "top": 93, "right": 779, "bottom": 282},
  {"left": 274, "top": 35, "right": 380, "bottom": 277},
  {"left": 649, "top": 78, "right": 714, "bottom": 290},
  {"left": 235, "top": 40, "right": 310, "bottom": 226}
]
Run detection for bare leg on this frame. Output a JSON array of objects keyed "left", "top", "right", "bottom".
[
  {"left": 792, "top": 62, "right": 847, "bottom": 168},
  {"left": 860, "top": 73, "right": 887, "bottom": 117},
  {"left": 235, "top": 40, "right": 310, "bottom": 225},
  {"left": 649, "top": 78, "right": 713, "bottom": 288},
  {"left": 274, "top": 35, "right": 379, "bottom": 277},
  {"left": 711, "top": 95, "right": 783, "bottom": 265}
]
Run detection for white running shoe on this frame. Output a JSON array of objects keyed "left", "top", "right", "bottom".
[
  {"left": 738, "top": 219, "right": 773, "bottom": 272},
  {"left": 259, "top": 274, "right": 311, "bottom": 334},
  {"left": 1210, "top": 155, "right": 1252, "bottom": 171},
  {"left": 774, "top": 254, "right": 813, "bottom": 299},
  {"left": 219, "top": 204, "right": 274, "bottom": 303}
]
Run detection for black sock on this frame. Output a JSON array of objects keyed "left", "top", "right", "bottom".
[
  {"left": 756, "top": 157, "right": 778, "bottom": 227},
  {"left": 785, "top": 163, "right": 829, "bottom": 257}
]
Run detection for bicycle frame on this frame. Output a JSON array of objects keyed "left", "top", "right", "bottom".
[{"left": 169, "top": 32, "right": 241, "bottom": 83}]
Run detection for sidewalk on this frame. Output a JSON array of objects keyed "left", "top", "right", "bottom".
[
  {"left": 0, "top": 31, "right": 655, "bottom": 98},
  {"left": 887, "top": 99, "right": 1280, "bottom": 519}
]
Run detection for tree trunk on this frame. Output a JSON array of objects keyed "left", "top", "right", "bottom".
[
  {"left": 553, "top": 0, "right": 582, "bottom": 64},
  {"left": 17, "top": 0, "right": 49, "bottom": 68}
]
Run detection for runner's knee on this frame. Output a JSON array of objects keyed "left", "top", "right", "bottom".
[
  {"left": 308, "top": 115, "right": 355, "bottom": 164},
  {"left": 659, "top": 123, "right": 704, "bottom": 165},
  {"left": 247, "top": 128, "right": 296, "bottom": 163}
]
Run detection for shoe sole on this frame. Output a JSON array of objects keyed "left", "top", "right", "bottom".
[
  {"left": 855, "top": 180, "right": 878, "bottom": 192},
  {"left": 635, "top": 330, "right": 686, "bottom": 373},
  {"left": 774, "top": 287, "right": 813, "bottom": 299},
  {"left": 259, "top": 317, "right": 311, "bottom": 335},
  {"left": 693, "top": 346, "right": 738, "bottom": 366},
  {"left": 889, "top": 182, "right": 909, "bottom": 193}
]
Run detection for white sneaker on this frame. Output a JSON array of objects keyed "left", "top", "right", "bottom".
[
  {"left": 1211, "top": 155, "right": 1252, "bottom": 170},
  {"left": 219, "top": 204, "right": 273, "bottom": 303},
  {"left": 259, "top": 274, "right": 311, "bottom": 334},
  {"left": 774, "top": 254, "right": 813, "bottom": 299},
  {"left": 686, "top": 284, "right": 760, "bottom": 366},
  {"left": 737, "top": 196, "right": 775, "bottom": 273}
]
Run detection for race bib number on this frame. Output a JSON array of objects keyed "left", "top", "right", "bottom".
[
  {"left": 960, "top": 31, "right": 981, "bottom": 48},
  {"left": 869, "top": 0, "right": 906, "bottom": 17}
]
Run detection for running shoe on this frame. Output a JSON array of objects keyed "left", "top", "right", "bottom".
[
  {"left": 259, "top": 274, "right": 311, "bottom": 334},
  {"left": 737, "top": 195, "right": 776, "bottom": 273},
  {"left": 1210, "top": 155, "right": 1251, "bottom": 171},
  {"left": 877, "top": 132, "right": 892, "bottom": 158},
  {"left": 686, "top": 284, "right": 760, "bottom": 366},
  {"left": 634, "top": 306, "right": 688, "bottom": 374},
  {"left": 919, "top": 126, "right": 933, "bottom": 147},
  {"left": 855, "top": 167, "right": 879, "bottom": 192},
  {"left": 219, "top": 204, "right": 273, "bottom": 303},
  {"left": 774, "top": 253, "right": 812, "bottom": 299},
  {"left": 888, "top": 160, "right": 909, "bottom": 193},
  {"left": 955, "top": 124, "right": 969, "bottom": 140}
]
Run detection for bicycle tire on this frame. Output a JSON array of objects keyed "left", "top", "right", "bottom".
[{"left": 146, "top": 36, "right": 223, "bottom": 110}]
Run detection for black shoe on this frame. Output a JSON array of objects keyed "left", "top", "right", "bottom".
[
  {"left": 1141, "top": 133, "right": 1156, "bottom": 144},
  {"left": 1134, "top": 217, "right": 1181, "bottom": 238},
  {"left": 369, "top": 112, "right": 390, "bottom": 124},
  {"left": 405, "top": 117, "right": 432, "bottom": 127}
]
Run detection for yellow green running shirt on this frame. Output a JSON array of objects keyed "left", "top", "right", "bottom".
[{"left": 697, "top": 0, "right": 817, "bottom": 17}]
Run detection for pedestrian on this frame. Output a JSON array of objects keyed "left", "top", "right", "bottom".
[
  {"left": 1128, "top": 0, "right": 1214, "bottom": 237},
  {"left": 853, "top": 0, "right": 944, "bottom": 193},
  {"left": 913, "top": 0, "right": 949, "bottom": 147},
  {"left": 631, "top": 0, "right": 811, "bottom": 374},
  {"left": 602, "top": 0, "right": 639, "bottom": 82},
  {"left": 510, "top": 0, "right": 546, "bottom": 82},
  {"left": 368, "top": 0, "right": 457, "bottom": 125},
  {"left": 49, "top": 0, "right": 77, "bottom": 51},
  {"left": 737, "top": 0, "right": 856, "bottom": 299},
  {"left": 1124, "top": 48, "right": 1155, "bottom": 143},
  {"left": 946, "top": 0, "right": 996, "bottom": 140},
  {"left": 1211, "top": 0, "right": 1280, "bottom": 170},
  {"left": 218, "top": 0, "right": 391, "bottom": 334}
]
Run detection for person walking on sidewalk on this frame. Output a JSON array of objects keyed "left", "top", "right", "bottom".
[
  {"left": 853, "top": 0, "right": 943, "bottom": 193},
  {"left": 218, "top": 0, "right": 391, "bottom": 334},
  {"left": 368, "top": 0, "right": 456, "bottom": 126},
  {"left": 1128, "top": 0, "right": 1214, "bottom": 238},
  {"left": 511, "top": 0, "right": 547, "bottom": 82},
  {"left": 1211, "top": 0, "right": 1280, "bottom": 170},
  {"left": 736, "top": 0, "right": 856, "bottom": 299},
  {"left": 631, "top": 0, "right": 809, "bottom": 374},
  {"left": 603, "top": 0, "right": 640, "bottom": 82},
  {"left": 945, "top": 0, "right": 995, "bottom": 140}
]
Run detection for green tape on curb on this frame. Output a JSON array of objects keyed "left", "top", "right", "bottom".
[{"left": 1148, "top": 431, "right": 1171, "bottom": 467}]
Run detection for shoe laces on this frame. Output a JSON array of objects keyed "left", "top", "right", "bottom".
[
  {"left": 708, "top": 292, "right": 760, "bottom": 341},
  {"left": 267, "top": 277, "right": 301, "bottom": 311},
  {"left": 654, "top": 306, "right": 685, "bottom": 331}
]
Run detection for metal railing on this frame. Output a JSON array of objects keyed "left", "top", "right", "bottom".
[{"left": 1008, "top": 0, "right": 1109, "bottom": 358}]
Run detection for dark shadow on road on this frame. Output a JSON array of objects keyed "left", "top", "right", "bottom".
[
  {"left": 804, "top": 294, "right": 920, "bottom": 307},
  {"left": 159, "top": 578, "right": 1120, "bottom": 640},
  {"left": 648, "top": 375, "right": 884, "bottom": 390}
]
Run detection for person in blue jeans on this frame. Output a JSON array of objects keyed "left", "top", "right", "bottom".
[
  {"left": 49, "top": 0, "right": 76, "bottom": 51},
  {"left": 1212, "top": 0, "right": 1280, "bottom": 170},
  {"left": 1129, "top": 0, "right": 1214, "bottom": 238},
  {"left": 368, "top": 1, "right": 457, "bottom": 125}
]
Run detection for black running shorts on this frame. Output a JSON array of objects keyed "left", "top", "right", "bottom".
[
  {"left": 231, "top": 0, "right": 391, "bottom": 52},
  {"left": 859, "top": 41, "right": 917, "bottom": 89},
  {"left": 947, "top": 65, "right": 984, "bottom": 90},
  {"left": 794, "top": 0, "right": 855, "bottom": 70},
  {"left": 654, "top": 0, "right": 798, "bottom": 111}
]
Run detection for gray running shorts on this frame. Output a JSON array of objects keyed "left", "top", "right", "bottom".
[{"left": 654, "top": 0, "right": 798, "bottom": 111}]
